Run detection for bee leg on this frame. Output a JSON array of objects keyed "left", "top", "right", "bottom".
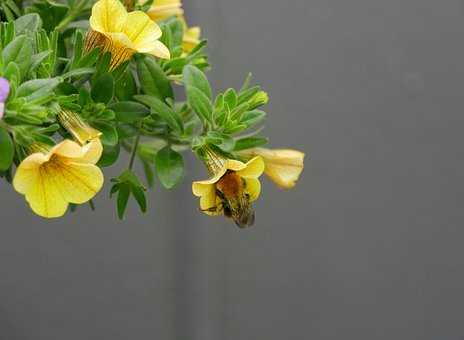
[
  {"left": 215, "top": 189, "right": 226, "bottom": 200},
  {"left": 200, "top": 206, "right": 219, "bottom": 213}
]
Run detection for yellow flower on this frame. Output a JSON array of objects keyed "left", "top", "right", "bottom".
[
  {"left": 86, "top": 0, "right": 170, "bottom": 69},
  {"left": 239, "top": 148, "right": 305, "bottom": 189},
  {"left": 13, "top": 139, "right": 104, "bottom": 218},
  {"left": 192, "top": 152, "right": 264, "bottom": 228},
  {"left": 147, "top": 0, "right": 183, "bottom": 22},
  {"left": 182, "top": 24, "right": 201, "bottom": 53}
]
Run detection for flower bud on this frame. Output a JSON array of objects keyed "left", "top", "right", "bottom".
[{"left": 248, "top": 91, "right": 269, "bottom": 109}]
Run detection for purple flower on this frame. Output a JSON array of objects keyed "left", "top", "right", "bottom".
[{"left": 0, "top": 77, "right": 10, "bottom": 119}]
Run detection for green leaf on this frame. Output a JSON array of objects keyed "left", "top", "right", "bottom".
[
  {"left": 98, "top": 143, "right": 120, "bottom": 167},
  {"left": 114, "top": 170, "right": 147, "bottom": 215},
  {"left": 117, "top": 183, "right": 130, "bottom": 219},
  {"left": 98, "top": 109, "right": 115, "bottom": 121},
  {"left": 78, "top": 48, "right": 100, "bottom": 68},
  {"left": 92, "top": 121, "right": 118, "bottom": 146},
  {"left": 241, "top": 109, "right": 266, "bottom": 127},
  {"left": 206, "top": 131, "right": 235, "bottom": 152},
  {"left": 31, "top": 0, "right": 67, "bottom": 31},
  {"left": 134, "top": 95, "right": 183, "bottom": 132},
  {"left": 159, "top": 22, "right": 173, "bottom": 51},
  {"left": 238, "top": 85, "right": 260, "bottom": 105},
  {"left": 115, "top": 69, "right": 136, "bottom": 101},
  {"left": 14, "top": 14, "right": 42, "bottom": 34},
  {"left": 186, "top": 86, "right": 213, "bottom": 124},
  {"left": 16, "top": 78, "right": 61, "bottom": 101},
  {"left": 117, "top": 123, "right": 138, "bottom": 139},
  {"left": 78, "top": 88, "right": 91, "bottom": 106},
  {"left": 0, "top": 127, "right": 14, "bottom": 171},
  {"left": 142, "top": 161, "right": 155, "bottom": 188},
  {"left": 29, "top": 51, "right": 52, "bottom": 73},
  {"left": 164, "top": 17, "right": 184, "bottom": 50},
  {"left": 155, "top": 146, "right": 184, "bottom": 189},
  {"left": 183, "top": 65, "right": 212, "bottom": 99},
  {"left": 131, "top": 185, "right": 147, "bottom": 213},
  {"left": 2, "top": 35, "right": 33, "bottom": 79},
  {"left": 95, "top": 52, "right": 111, "bottom": 76},
  {"left": 136, "top": 55, "right": 173, "bottom": 100},
  {"left": 4, "top": 62, "right": 20, "bottom": 83},
  {"left": 234, "top": 136, "right": 268, "bottom": 151},
  {"left": 62, "top": 67, "right": 95, "bottom": 80},
  {"left": 109, "top": 101, "right": 150, "bottom": 123},
  {"left": 224, "top": 88, "right": 237, "bottom": 109},
  {"left": 91, "top": 73, "right": 114, "bottom": 104}
]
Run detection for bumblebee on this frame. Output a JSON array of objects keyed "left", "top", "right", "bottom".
[{"left": 202, "top": 170, "right": 255, "bottom": 228}]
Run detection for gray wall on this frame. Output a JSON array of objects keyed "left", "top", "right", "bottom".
[{"left": 1, "top": 0, "right": 464, "bottom": 339}]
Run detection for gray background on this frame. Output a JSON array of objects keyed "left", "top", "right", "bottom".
[{"left": 1, "top": 0, "right": 464, "bottom": 339}]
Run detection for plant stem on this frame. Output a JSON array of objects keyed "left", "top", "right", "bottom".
[{"left": 128, "top": 132, "right": 141, "bottom": 170}]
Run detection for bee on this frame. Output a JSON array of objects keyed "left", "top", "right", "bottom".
[{"left": 202, "top": 170, "right": 255, "bottom": 228}]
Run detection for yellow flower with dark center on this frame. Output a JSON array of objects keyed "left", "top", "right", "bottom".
[
  {"left": 13, "top": 139, "right": 104, "bottom": 218},
  {"left": 192, "top": 149, "right": 264, "bottom": 228},
  {"left": 86, "top": 0, "right": 170, "bottom": 69},
  {"left": 147, "top": 0, "right": 183, "bottom": 22},
  {"left": 239, "top": 148, "right": 305, "bottom": 189}
]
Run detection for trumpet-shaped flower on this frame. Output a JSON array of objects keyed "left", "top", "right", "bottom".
[
  {"left": 13, "top": 139, "right": 104, "bottom": 218},
  {"left": 86, "top": 0, "right": 170, "bottom": 69},
  {"left": 239, "top": 148, "right": 305, "bottom": 189},
  {"left": 147, "top": 0, "right": 183, "bottom": 22},
  {"left": 192, "top": 151, "right": 264, "bottom": 228}
]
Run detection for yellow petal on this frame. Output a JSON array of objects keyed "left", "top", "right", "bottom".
[
  {"left": 106, "top": 32, "right": 134, "bottom": 49},
  {"left": 147, "top": 0, "right": 183, "bottom": 21},
  {"left": 80, "top": 139, "right": 103, "bottom": 164},
  {"left": 224, "top": 159, "right": 247, "bottom": 172},
  {"left": 123, "top": 11, "right": 162, "bottom": 52},
  {"left": 264, "top": 163, "right": 303, "bottom": 189},
  {"left": 192, "top": 181, "right": 215, "bottom": 197},
  {"left": 13, "top": 153, "right": 47, "bottom": 194},
  {"left": 147, "top": 40, "right": 171, "bottom": 59},
  {"left": 249, "top": 148, "right": 305, "bottom": 189},
  {"left": 90, "top": 0, "right": 127, "bottom": 33},
  {"left": 199, "top": 185, "right": 222, "bottom": 216},
  {"left": 182, "top": 26, "right": 200, "bottom": 53},
  {"left": 152, "top": 0, "right": 181, "bottom": 6},
  {"left": 51, "top": 161, "right": 104, "bottom": 204},
  {"left": 25, "top": 166, "right": 68, "bottom": 218},
  {"left": 192, "top": 164, "right": 228, "bottom": 189},
  {"left": 244, "top": 178, "right": 261, "bottom": 202},
  {"left": 236, "top": 156, "right": 264, "bottom": 179},
  {"left": 51, "top": 139, "right": 85, "bottom": 159}
]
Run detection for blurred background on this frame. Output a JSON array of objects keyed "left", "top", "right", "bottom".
[{"left": 2, "top": 0, "right": 464, "bottom": 339}]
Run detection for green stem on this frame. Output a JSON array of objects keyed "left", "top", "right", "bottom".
[{"left": 128, "top": 132, "right": 141, "bottom": 170}]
